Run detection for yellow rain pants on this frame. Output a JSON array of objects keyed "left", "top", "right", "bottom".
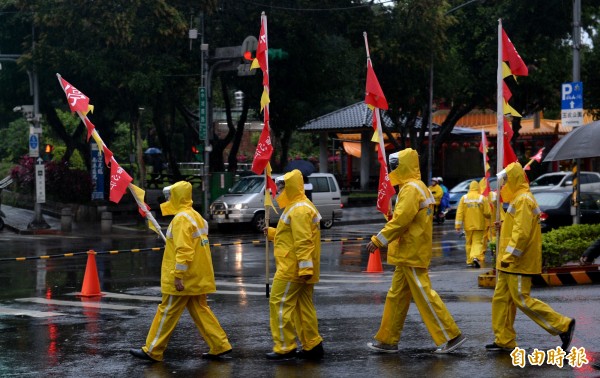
[
  {"left": 491, "top": 271, "right": 572, "bottom": 348},
  {"left": 465, "top": 230, "right": 486, "bottom": 264},
  {"left": 269, "top": 279, "right": 323, "bottom": 354},
  {"left": 142, "top": 294, "right": 231, "bottom": 361},
  {"left": 374, "top": 265, "right": 461, "bottom": 347}
]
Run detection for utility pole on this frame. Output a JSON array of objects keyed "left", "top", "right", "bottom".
[{"left": 572, "top": 0, "right": 581, "bottom": 224}]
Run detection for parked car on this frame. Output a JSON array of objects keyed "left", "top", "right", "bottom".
[
  {"left": 529, "top": 171, "right": 600, "bottom": 192},
  {"left": 446, "top": 177, "right": 497, "bottom": 219},
  {"left": 533, "top": 190, "right": 600, "bottom": 232},
  {"left": 209, "top": 173, "right": 343, "bottom": 232}
]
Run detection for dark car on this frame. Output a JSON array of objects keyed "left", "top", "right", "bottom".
[
  {"left": 446, "top": 177, "right": 497, "bottom": 219},
  {"left": 533, "top": 190, "right": 600, "bottom": 232}
]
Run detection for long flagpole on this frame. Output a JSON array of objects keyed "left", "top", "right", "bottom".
[
  {"left": 262, "top": 12, "right": 271, "bottom": 299},
  {"left": 496, "top": 19, "right": 504, "bottom": 231},
  {"left": 56, "top": 74, "right": 166, "bottom": 242}
]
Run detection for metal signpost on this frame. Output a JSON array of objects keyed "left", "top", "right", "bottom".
[{"left": 561, "top": 81, "right": 584, "bottom": 224}]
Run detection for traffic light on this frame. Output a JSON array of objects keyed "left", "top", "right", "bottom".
[
  {"left": 43, "top": 144, "right": 54, "bottom": 161},
  {"left": 192, "top": 145, "right": 203, "bottom": 162},
  {"left": 268, "top": 48, "right": 289, "bottom": 60}
]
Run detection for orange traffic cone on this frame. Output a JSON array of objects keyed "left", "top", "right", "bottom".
[
  {"left": 78, "top": 251, "right": 104, "bottom": 297},
  {"left": 364, "top": 248, "right": 384, "bottom": 273}
]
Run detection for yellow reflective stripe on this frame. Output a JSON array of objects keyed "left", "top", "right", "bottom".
[
  {"left": 506, "top": 245, "right": 522, "bottom": 257},
  {"left": 148, "top": 295, "right": 174, "bottom": 353},
  {"left": 175, "top": 263, "right": 188, "bottom": 271},
  {"left": 298, "top": 260, "right": 313, "bottom": 269},
  {"left": 376, "top": 233, "right": 388, "bottom": 247},
  {"left": 411, "top": 267, "right": 450, "bottom": 342},
  {"left": 405, "top": 182, "right": 434, "bottom": 209},
  {"left": 281, "top": 201, "right": 321, "bottom": 224},
  {"left": 278, "top": 282, "right": 292, "bottom": 349}
]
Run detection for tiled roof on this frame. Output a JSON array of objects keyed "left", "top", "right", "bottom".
[{"left": 299, "top": 102, "right": 394, "bottom": 133}]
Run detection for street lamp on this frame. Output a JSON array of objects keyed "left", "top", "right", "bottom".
[{"left": 427, "top": 0, "right": 482, "bottom": 184}]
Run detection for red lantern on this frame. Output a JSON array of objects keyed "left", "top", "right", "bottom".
[
  {"left": 442, "top": 142, "right": 448, "bottom": 149},
  {"left": 463, "top": 142, "right": 470, "bottom": 148},
  {"left": 451, "top": 142, "right": 459, "bottom": 149}
]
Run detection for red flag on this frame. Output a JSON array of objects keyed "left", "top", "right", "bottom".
[
  {"left": 102, "top": 145, "right": 114, "bottom": 166},
  {"left": 503, "top": 117, "right": 514, "bottom": 140},
  {"left": 365, "top": 61, "right": 388, "bottom": 110},
  {"left": 531, "top": 147, "right": 544, "bottom": 163},
  {"left": 503, "top": 136, "right": 518, "bottom": 167},
  {"left": 59, "top": 76, "right": 91, "bottom": 113},
  {"left": 83, "top": 117, "right": 95, "bottom": 142},
  {"left": 375, "top": 149, "right": 395, "bottom": 217},
  {"left": 502, "top": 81, "right": 512, "bottom": 102},
  {"left": 109, "top": 162, "right": 133, "bottom": 203},
  {"left": 256, "top": 16, "right": 269, "bottom": 87},
  {"left": 251, "top": 121, "right": 273, "bottom": 175},
  {"left": 502, "top": 28, "right": 528, "bottom": 76},
  {"left": 266, "top": 175, "right": 277, "bottom": 199}
]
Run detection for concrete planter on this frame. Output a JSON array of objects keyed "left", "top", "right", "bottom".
[{"left": 478, "top": 264, "right": 600, "bottom": 288}]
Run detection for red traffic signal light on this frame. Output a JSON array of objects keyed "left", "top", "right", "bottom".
[{"left": 191, "top": 145, "right": 199, "bottom": 154}]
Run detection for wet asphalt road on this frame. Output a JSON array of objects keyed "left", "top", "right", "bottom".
[{"left": 0, "top": 222, "right": 599, "bottom": 377}]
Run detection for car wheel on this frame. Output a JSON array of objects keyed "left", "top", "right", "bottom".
[
  {"left": 252, "top": 212, "right": 266, "bottom": 233},
  {"left": 320, "top": 219, "right": 334, "bottom": 229}
]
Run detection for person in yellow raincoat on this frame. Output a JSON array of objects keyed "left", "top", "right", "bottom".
[
  {"left": 455, "top": 180, "right": 491, "bottom": 268},
  {"left": 130, "top": 181, "right": 232, "bottom": 362},
  {"left": 429, "top": 177, "right": 444, "bottom": 214},
  {"left": 487, "top": 162, "right": 575, "bottom": 352},
  {"left": 366, "top": 148, "right": 467, "bottom": 354},
  {"left": 264, "top": 169, "right": 324, "bottom": 360}
]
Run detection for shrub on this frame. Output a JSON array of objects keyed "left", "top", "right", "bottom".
[
  {"left": 10, "top": 156, "right": 92, "bottom": 204},
  {"left": 541, "top": 224, "right": 600, "bottom": 268}
]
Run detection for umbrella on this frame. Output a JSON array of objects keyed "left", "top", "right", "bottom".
[
  {"left": 544, "top": 120, "right": 600, "bottom": 161},
  {"left": 283, "top": 159, "right": 316, "bottom": 177},
  {"left": 144, "top": 147, "right": 162, "bottom": 155}
]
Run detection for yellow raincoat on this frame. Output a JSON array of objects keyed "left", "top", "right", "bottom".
[
  {"left": 141, "top": 181, "right": 231, "bottom": 361},
  {"left": 455, "top": 181, "right": 491, "bottom": 264},
  {"left": 267, "top": 170, "right": 323, "bottom": 354},
  {"left": 370, "top": 149, "right": 462, "bottom": 348},
  {"left": 429, "top": 182, "right": 443, "bottom": 206},
  {"left": 160, "top": 181, "right": 215, "bottom": 294},
  {"left": 496, "top": 163, "right": 542, "bottom": 274},
  {"left": 491, "top": 163, "right": 572, "bottom": 349}
]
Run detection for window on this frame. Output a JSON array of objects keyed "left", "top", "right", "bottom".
[
  {"left": 533, "top": 192, "right": 568, "bottom": 208},
  {"left": 309, "top": 177, "right": 330, "bottom": 193},
  {"left": 327, "top": 177, "right": 338, "bottom": 192}
]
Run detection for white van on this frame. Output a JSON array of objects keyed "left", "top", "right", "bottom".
[{"left": 209, "top": 173, "right": 343, "bottom": 232}]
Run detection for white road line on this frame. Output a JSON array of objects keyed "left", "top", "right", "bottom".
[
  {"left": 0, "top": 306, "right": 65, "bottom": 318},
  {"left": 15, "top": 298, "right": 141, "bottom": 310}
]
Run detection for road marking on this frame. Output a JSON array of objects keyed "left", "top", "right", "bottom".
[
  {"left": 15, "top": 298, "right": 141, "bottom": 310},
  {"left": 0, "top": 306, "right": 64, "bottom": 318}
]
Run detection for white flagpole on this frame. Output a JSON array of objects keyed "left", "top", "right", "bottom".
[
  {"left": 56, "top": 73, "right": 166, "bottom": 242},
  {"left": 261, "top": 12, "right": 271, "bottom": 299},
  {"left": 496, "top": 19, "right": 504, "bottom": 227}
]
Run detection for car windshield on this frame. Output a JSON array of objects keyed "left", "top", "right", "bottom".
[
  {"left": 531, "top": 174, "right": 569, "bottom": 187},
  {"left": 450, "top": 179, "right": 481, "bottom": 193},
  {"left": 229, "top": 177, "right": 263, "bottom": 194},
  {"left": 533, "top": 192, "right": 568, "bottom": 207}
]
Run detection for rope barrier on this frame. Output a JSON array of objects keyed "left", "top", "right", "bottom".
[{"left": 0, "top": 236, "right": 370, "bottom": 262}]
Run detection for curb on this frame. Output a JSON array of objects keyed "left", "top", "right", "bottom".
[{"left": 478, "top": 265, "right": 600, "bottom": 288}]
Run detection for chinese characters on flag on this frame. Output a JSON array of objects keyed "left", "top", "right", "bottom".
[{"left": 109, "top": 160, "right": 133, "bottom": 203}]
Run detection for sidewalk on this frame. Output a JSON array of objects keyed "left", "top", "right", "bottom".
[{"left": 0, "top": 204, "right": 386, "bottom": 235}]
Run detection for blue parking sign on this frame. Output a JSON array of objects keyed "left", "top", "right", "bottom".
[{"left": 561, "top": 82, "right": 583, "bottom": 110}]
